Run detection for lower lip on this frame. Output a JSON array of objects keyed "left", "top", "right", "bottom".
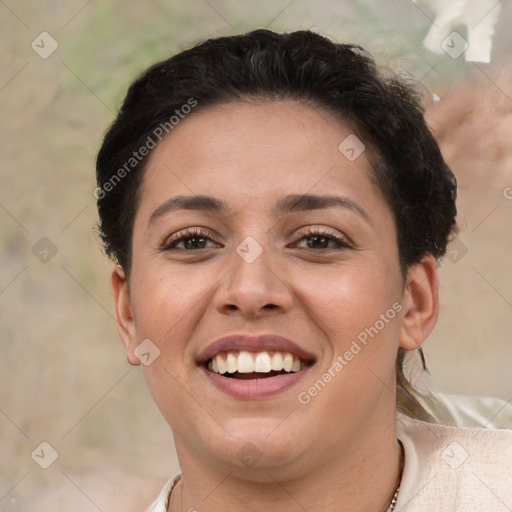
[{"left": 200, "top": 366, "right": 311, "bottom": 399}]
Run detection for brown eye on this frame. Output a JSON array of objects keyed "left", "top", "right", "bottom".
[
  {"left": 305, "top": 235, "right": 330, "bottom": 249},
  {"left": 161, "top": 228, "right": 220, "bottom": 251},
  {"left": 181, "top": 235, "right": 208, "bottom": 249},
  {"left": 295, "top": 227, "right": 351, "bottom": 251}
]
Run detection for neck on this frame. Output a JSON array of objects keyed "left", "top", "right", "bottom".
[{"left": 170, "top": 414, "right": 402, "bottom": 512}]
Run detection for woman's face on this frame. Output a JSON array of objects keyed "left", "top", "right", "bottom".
[{"left": 114, "top": 100, "right": 432, "bottom": 477}]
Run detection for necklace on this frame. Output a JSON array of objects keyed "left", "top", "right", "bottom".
[
  {"left": 387, "top": 485, "right": 400, "bottom": 512},
  {"left": 386, "top": 440, "right": 405, "bottom": 512}
]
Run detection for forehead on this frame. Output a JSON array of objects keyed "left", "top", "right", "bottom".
[{"left": 138, "top": 100, "right": 384, "bottom": 216}]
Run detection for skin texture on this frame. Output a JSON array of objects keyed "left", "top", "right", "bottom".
[{"left": 111, "top": 100, "right": 439, "bottom": 511}]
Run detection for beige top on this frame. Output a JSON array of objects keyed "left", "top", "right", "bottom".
[{"left": 146, "top": 393, "right": 512, "bottom": 511}]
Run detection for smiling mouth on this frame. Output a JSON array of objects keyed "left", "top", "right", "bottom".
[{"left": 206, "top": 350, "right": 315, "bottom": 380}]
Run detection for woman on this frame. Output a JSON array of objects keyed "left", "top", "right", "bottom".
[{"left": 95, "top": 29, "right": 512, "bottom": 511}]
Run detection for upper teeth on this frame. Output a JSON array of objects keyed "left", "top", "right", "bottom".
[{"left": 209, "top": 351, "right": 303, "bottom": 374}]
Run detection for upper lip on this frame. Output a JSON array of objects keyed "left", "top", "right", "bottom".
[{"left": 197, "top": 334, "right": 317, "bottom": 365}]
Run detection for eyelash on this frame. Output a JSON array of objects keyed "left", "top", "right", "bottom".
[{"left": 160, "top": 226, "right": 351, "bottom": 252}]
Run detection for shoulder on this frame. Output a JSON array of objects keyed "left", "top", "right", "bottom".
[
  {"left": 416, "top": 391, "right": 512, "bottom": 429},
  {"left": 396, "top": 413, "right": 512, "bottom": 511}
]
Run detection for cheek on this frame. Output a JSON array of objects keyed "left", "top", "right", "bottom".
[
  {"left": 129, "top": 262, "right": 214, "bottom": 375},
  {"left": 295, "top": 258, "right": 402, "bottom": 344},
  {"left": 131, "top": 263, "right": 208, "bottom": 331},
  {"left": 298, "top": 266, "right": 402, "bottom": 397},
  {"left": 295, "top": 259, "right": 403, "bottom": 403},
  {"left": 129, "top": 263, "right": 214, "bottom": 428}
]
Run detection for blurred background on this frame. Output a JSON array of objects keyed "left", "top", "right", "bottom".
[{"left": 1, "top": 0, "right": 511, "bottom": 510}]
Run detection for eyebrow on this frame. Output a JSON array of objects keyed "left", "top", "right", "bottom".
[
  {"left": 147, "top": 193, "right": 372, "bottom": 226},
  {"left": 275, "top": 193, "right": 372, "bottom": 225}
]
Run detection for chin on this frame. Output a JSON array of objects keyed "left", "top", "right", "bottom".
[{"left": 208, "top": 416, "right": 312, "bottom": 475}]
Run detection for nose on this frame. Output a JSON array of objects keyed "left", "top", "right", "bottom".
[{"left": 213, "top": 244, "right": 293, "bottom": 318}]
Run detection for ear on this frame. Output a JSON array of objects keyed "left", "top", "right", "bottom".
[
  {"left": 111, "top": 265, "right": 140, "bottom": 366},
  {"left": 399, "top": 254, "right": 439, "bottom": 351}
]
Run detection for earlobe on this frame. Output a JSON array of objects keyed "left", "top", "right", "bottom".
[
  {"left": 111, "top": 265, "right": 140, "bottom": 366},
  {"left": 399, "top": 254, "right": 439, "bottom": 351}
]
